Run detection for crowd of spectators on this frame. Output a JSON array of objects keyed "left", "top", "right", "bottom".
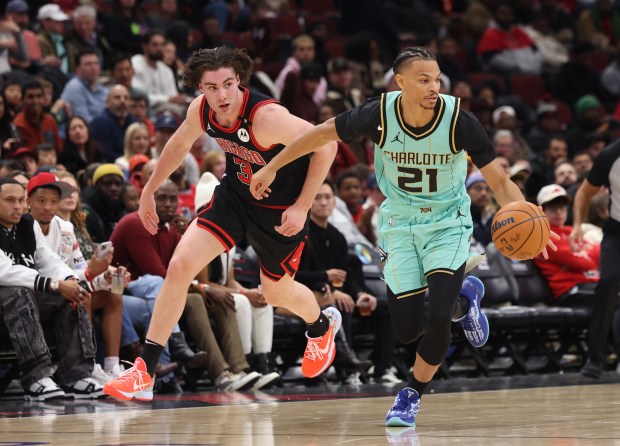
[{"left": 0, "top": 0, "right": 619, "bottom": 398}]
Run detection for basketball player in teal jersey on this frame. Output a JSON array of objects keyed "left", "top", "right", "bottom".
[{"left": 251, "top": 47, "right": 558, "bottom": 428}]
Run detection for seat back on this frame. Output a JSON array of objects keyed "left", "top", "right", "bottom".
[
  {"left": 507, "top": 259, "right": 554, "bottom": 306},
  {"left": 233, "top": 245, "right": 261, "bottom": 289},
  {"left": 470, "top": 243, "right": 519, "bottom": 307}
]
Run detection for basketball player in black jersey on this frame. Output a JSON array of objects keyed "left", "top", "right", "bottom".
[{"left": 103, "top": 47, "right": 341, "bottom": 401}]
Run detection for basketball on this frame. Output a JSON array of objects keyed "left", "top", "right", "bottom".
[{"left": 491, "top": 201, "right": 550, "bottom": 261}]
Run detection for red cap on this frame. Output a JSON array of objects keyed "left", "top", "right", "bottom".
[
  {"left": 9, "top": 146, "right": 35, "bottom": 159},
  {"left": 27, "top": 172, "right": 74, "bottom": 199},
  {"left": 129, "top": 154, "right": 150, "bottom": 173}
]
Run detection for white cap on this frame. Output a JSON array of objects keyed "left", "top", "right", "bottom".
[
  {"left": 38, "top": 4, "right": 69, "bottom": 21},
  {"left": 194, "top": 172, "right": 220, "bottom": 210},
  {"left": 537, "top": 184, "right": 570, "bottom": 206},
  {"left": 492, "top": 105, "right": 516, "bottom": 125}
]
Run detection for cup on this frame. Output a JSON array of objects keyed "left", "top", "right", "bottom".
[
  {"left": 111, "top": 270, "right": 124, "bottom": 294},
  {"left": 358, "top": 300, "right": 372, "bottom": 317},
  {"left": 331, "top": 279, "right": 344, "bottom": 289}
]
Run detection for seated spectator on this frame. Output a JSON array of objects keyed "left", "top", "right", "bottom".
[
  {"left": 201, "top": 150, "right": 226, "bottom": 180},
  {"left": 317, "top": 100, "right": 359, "bottom": 178},
  {"left": 0, "top": 177, "right": 104, "bottom": 400},
  {"left": 572, "top": 150, "right": 594, "bottom": 178},
  {"left": 27, "top": 172, "right": 125, "bottom": 383},
  {"left": 81, "top": 164, "right": 127, "bottom": 243},
  {"left": 91, "top": 85, "right": 137, "bottom": 162},
  {"left": 129, "top": 91, "right": 155, "bottom": 146},
  {"left": 13, "top": 81, "right": 61, "bottom": 153},
  {"left": 60, "top": 49, "right": 108, "bottom": 123},
  {"left": 296, "top": 179, "right": 398, "bottom": 384},
  {"left": 360, "top": 174, "right": 385, "bottom": 248},
  {"left": 526, "top": 135, "right": 569, "bottom": 201},
  {"left": 9, "top": 146, "right": 37, "bottom": 177},
  {"left": 34, "top": 143, "right": 57, "bottom": 170},
  {"left": 36, "top": 3, "right": 69, "bottom": 73},
  {"left": 115, "top": 122, "right": 151, "bottom": 175},
  {"left": 111, "top": 180, "right": 257, "bottom": 392},
  {"left": 65, "top": 5, "right": 109, "bottom": 72},
  {"left": 58, "top": 116, "right": 105, "bottom": 175},
  {"left": 121, "top": 183, "right": 140, "bottom": 213},
  {"left": 467, "top": 171, "right": 497, "bottom": 246},
  {"left": 326, "top": 57, "right": 363, "bottom": 111},
  {"left": 526, "top": 101, "right": 565, "bottom": 153},
  {"left": 280, "top": 63, "right": 321, "bottom": 124},
  {"left": 169, "top": 163, "right": 195, "bottom": 219},
  {"left": 554, "top": 161, "right": 578, "bottom": 189}
]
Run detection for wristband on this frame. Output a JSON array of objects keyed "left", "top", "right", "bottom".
[
  {"left": 238, "top": 288, "right": 247, "bottom": 295},
  {"left": 84, "top": 268, "right": 93, "bottom": 282}
]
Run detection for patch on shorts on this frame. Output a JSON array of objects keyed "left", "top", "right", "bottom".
[{"left": 379, "top": 247, "right": 388, "bottom": 269}]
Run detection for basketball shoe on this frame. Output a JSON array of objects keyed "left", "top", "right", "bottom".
[
  {"left": 385, "top": 387, "right": 420, "bottom": 427},
  {"left": 301, "top": 307, "right": 342, "bottom": 378},
  {"left": 102, "top": 358, "right": 154, "bottom": 401},
  {"left": 458, "top": 276, "right": 490, "bottom": 348}
]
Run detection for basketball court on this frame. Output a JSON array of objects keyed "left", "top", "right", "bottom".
[{"left": 2, "top": 372, "right": 620, "bottom": 445}]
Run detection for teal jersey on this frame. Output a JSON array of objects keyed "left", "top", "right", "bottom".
[{"left": 374, "top": 92, "right": 469, "bottom": 215}]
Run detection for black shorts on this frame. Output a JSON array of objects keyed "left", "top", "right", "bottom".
[{"left": 195, "top": 178, "right": 308, "bottom": 281}]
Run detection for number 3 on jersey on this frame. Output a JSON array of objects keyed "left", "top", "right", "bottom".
[{"left": 234, "top": 157, "right": 253, "bottom": 184}]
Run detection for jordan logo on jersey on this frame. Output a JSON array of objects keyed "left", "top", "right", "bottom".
[
  {"left": 206, "top": 122, "right": 213, "bottom": 133},
  {"left": 391, "top": 132, "right": 403, "bottom": 144}
]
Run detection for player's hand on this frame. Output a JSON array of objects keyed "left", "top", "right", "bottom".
[
  {"left": 139, "top": 192, "right": 159, "bottom": 235},
  {"left": 250, "top": 166, "right": 275, "bottom": 200},
  {"left": 275, "top": 203, "right": 306, "bottom": 237},
  {"left": 540, "top": 229, "right": 560, "bottom": 259},
  {"left": 569, "top": 225, "right": 584, "bottom": 253}
]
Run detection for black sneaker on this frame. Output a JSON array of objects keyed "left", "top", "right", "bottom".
[
  {"left": 24, "top": 377, "right": 65, "bottom": 401},
  {"left": 62, "top": 377, "right": 106, "bottom": 399},
  {"left": 580, "top": 359, "right": 603, "bottom": 379}
]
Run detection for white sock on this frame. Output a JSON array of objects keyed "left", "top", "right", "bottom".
[{"left": 104, "top": 356, "right": 120, "bottom": 373}]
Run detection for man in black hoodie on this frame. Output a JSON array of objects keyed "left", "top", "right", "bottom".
[
  {"left": 81, "top": 163, "right": 126, "bottom": 243},
  {"left": 0, "top": 176, "right": 104, "bottom": 400}
]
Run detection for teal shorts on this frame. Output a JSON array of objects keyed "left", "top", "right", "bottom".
[{"left": 377, "top": 202, "right": 473, "bottom": 297}]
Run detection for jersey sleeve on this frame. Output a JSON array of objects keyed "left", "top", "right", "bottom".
[
  {"left": 334, "top": 95, "right": 382, "bottom": 145},
  {"left": 587, "top": 140, "right": 620, "bottom": 187},
  {"left": 454, "top": 109, "right": 496, "bottom": 169}
]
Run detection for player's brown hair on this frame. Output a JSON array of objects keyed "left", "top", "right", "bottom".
[{"left": 184, "top": 46, "right": 253, "bottom": 88}]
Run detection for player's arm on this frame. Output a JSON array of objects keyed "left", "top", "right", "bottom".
[
  {"left": 479, "top": 160, "right": 525, "bottom": 207},
  {"left": 252, "top": 104, "right": 338, "bottom": 209},
  {"left": 143, "top": 96, "right": 206, "bottom": 196}
]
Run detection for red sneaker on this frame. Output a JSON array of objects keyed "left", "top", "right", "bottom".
[
  {"left": 103, "top": 358, "right": 154, "bottom": 401},
  {"left": 301, "top": 308, "right": 342, "bottom": 378}
]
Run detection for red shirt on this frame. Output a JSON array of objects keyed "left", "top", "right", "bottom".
[
  {"left": 110, "top": 211, "right": 181, "bottom": 280},
  {"left": 534, "top": 225, "right": 600, "bottom": 299},
  {"left": 13, "top": 111, "right": 62, "bottom": 153}
]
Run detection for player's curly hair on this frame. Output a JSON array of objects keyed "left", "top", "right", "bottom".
[
  {"left": 184, "top": 46, "right": 253, "bottom": 88},
  {"left": 392, "top": 46, "right": 436, "bottom": 74}
]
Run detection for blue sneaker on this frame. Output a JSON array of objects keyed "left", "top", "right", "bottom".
[
  {"left": 385, "top": 387, "right": 420, "bottom": 427},
  {"left": 459, "top": 276, "right": 489, "bottom": 348}
]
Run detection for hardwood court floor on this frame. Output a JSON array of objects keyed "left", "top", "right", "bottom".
[{"left": 1, "top": 381, "right": 620, "bottom": 445}]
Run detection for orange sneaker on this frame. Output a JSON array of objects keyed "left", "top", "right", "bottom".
[
  {"left": 103, "top": 358, "right": 154, "bottom": 401},
  {"left": 301, "top": 307, "right": 342, "bottom": 378}
]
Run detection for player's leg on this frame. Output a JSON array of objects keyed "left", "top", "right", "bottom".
[
  {"left": 259, "top": 273, "right": 342, "bottom": 378},
  {"left": 103, "top": 221, "right": 226, "bottom": 401}
]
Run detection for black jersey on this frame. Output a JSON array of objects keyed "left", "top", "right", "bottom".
[{"left": 200, "top": 87, "right": 311, "bottom": 208}]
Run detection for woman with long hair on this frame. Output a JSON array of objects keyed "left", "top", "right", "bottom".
[
  {"left": 115, "top": 122, "right": 150, "bottom": 175},
  {"left": 201, "top": 150, "right": 226, "bottom": 180},
  {"left": 59, "top": 116, "right": 104, "bottom": 175}
]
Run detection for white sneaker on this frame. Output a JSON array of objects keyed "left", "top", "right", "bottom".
[
  {"left": 62, "top": 376, "right": 105, "bottom": 399},
  {"left": 375, "top": 370, "right": 402, "bottom": 384},
  {"left": 92, "top": 363, "right": 112, "bottom": 385},
  {"left": 344, "top": 371, "right": 363, "bottom": 386},
  {"left": 24, "top": 377, "right": 65, "bottom": 401},
  {"left": 215, "top": 370, "right": 261, "bottom": 392}
]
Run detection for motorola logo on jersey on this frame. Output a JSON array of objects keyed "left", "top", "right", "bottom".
[
  {"left": 215, "top": 137, "right": 266, "bottom": 165},
  {"left": 237, "top": 128, "right": 250, "bottom": 143}
]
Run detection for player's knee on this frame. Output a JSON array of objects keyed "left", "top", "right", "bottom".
[
  {"left": 167, "top": 255, "right": 195, "bottom": 280},
  {"left": 392, "top": 321, "right": 424, "bottom": 345}
]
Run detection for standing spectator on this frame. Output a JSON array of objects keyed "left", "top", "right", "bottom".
[
  {"left": 571, "top": 139, "right": 620, "bottom": 378},
  {"left": 59, "top": 116, "right": 105, "bottom": 175},
  {"left": 0, "top": 177, "right": 104, "bottom": 400},
  {"left": 36, "top": 3, "right": 69, "bottom": 73},
  {"left": 90, "top": 84, "right": 137, "bottom": 161},
  {"left": 131, "top": 30, "right": 189, "bottom": 115},
  {"left": 13, "top": 81, "right": 62, "bottom": 153},
  {"left": 60, "top": 50, "right": 109, "bottom": 123}
]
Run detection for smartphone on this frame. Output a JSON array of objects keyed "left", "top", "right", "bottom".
[{"left": 95, "top": 241, "right": 113, "bottom": 259}]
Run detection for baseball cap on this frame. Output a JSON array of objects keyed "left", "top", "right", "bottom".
[
  {"left": 536, "top": 102, "right": 558, "bottom": 117},
  {"left": 93, "top": 164, "right": 125, "bottom": 185},
  {"left": 129, "top": 154, "right": 150, "bottom": 174},
  {"left": 492, "top": 105, "right": 516, "bottom": 126},
  {"left": 9, "top": 146, "right": 35, "bottom": 160},
  {"left": 327, "top": 57, "right": 350, "bottom": 73},
  {"left": 465, "top": 170, "right": 486, "bottom": 189},
  {"left": 537, "top": 184, "right": 570, "bottom": 206},
  {"left": 6, "top": 0, "right": 28, "bottom": 13},
  {"left": 37, "top": 4, "right": 69, "bottom": 21},
  {"left": 194, "top": 172, "right": 219, "bottom": 210},
  {"left": 509, "top": 160, "right": 532, "bottom": 182},
  {"left": 155, "top": 112, "right": 179, "bottom": 131},
  {"left": 27, "top": 172, "right": 73, "bottom": 199},
  {"left": 575, "top": 94, "right": 601, "bottom": 116}
]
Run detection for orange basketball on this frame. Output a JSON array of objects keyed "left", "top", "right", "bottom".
[{"left": 491, "top": 201, "right": 550, "bottom": 261}]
